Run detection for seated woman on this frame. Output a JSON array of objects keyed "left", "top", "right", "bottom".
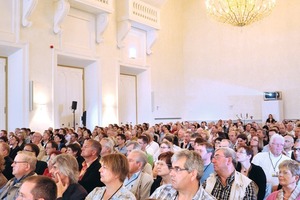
[
  {"left": 236, "top": 145, "right": 266, "bottom": 200},
  {"left": 266, "top": 160, "right": 300, "bottom": 200},
  {"left": 150, "top": 151, "right": 173, "bottom": 195},
  {"left": 153, "top": 141, "right": 173, "bottom": 162},
  {"left": 85, "top": 153, "right": 136, "bottom": 200},
  {"left": 250, "top": 135, "right": 264, "bottom": 156},
  {"left": 50, "top": 154, "right": 88, "bottom": 200},
  {"left": 43, "top": 150, "right": 61, "bottom": 178},
  {"left": 66, "top": 143, "right": 84, "bottom": 170}
]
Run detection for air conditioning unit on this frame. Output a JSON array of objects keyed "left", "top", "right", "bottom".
[{"left": 263, "top": 91, "right": 282, "bottom": 101}]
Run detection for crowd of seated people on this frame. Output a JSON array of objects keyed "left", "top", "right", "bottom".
[{"left": 0, "top": 116, "right": 300, "bottom": 199}]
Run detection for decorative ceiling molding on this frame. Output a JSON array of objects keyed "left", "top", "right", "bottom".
[
  {"left": 22, "top": 0, "right": 38, "bottom": 27},
  {"left": 53, "top": 0, "right": 113, "bottom": 43},
  {"left": 117, "top": 0, "right": 161, "bottom": 55},
  {"left": 140, "top": 0, "right": 167, "bottom": 9}
]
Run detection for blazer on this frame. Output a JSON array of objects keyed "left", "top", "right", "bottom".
[{"left": 78, "top": 158, "right": 105, "bottom": 193}]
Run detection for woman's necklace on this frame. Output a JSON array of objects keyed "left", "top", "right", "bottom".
[
  {"left": 283, "top": 185, "right": 297, "bottom": 200},
  {"left": 101, "top": 184, "right": 123, "bottom": 200}
]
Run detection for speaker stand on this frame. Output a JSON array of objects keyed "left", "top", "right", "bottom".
[{"left": 72, "top": 109, "right": 75, "bottom": 129}]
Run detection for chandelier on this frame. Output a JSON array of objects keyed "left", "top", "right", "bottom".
[{"left": 205, "top": 0, "right": 277, "bottom": 26}]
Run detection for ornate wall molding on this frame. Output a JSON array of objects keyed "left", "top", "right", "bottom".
[
  {"left": 117, "top": 0, "right": 161, "bottom": 55},
  {"left": 22, "top": 0, "right": 38, "bottom": 27},
  {"left": 53, "top": 0, "right": 113, "bottom": 43},
  {"left": 53, "top": 0, "right": 70, "bottom": 34}
]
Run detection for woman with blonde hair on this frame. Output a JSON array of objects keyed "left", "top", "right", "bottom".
[
  {"left": 85, "top": 153, "right": 136, "bottom": 200},
  {"left": 50, "top": 154, "right": 87, "bottom": 199},
  {"left": 267, "top": 160, "right": 300, "bottom": 200}
]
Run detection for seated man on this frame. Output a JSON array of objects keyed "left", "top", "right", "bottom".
[
  {"left": 193, "top": 141, "right": 214, "bottom": 183},
  {"left": 0, "top": 151, "right": 37, "bottom": 199},
  {"left": 252, "top": 134, "right": 290, "bottom": 190},
  {"left": 203, "top": 147, "right": 257, "bottom": 200},
  {"left": 150, "top": 149, "right": 215, "bottom": 199},
  {"left": 124, "top": 149, "right": 153, "bottom": 200},
  {"left": 292, "top": 139, "right": 300, "bottom": 162},
  {"left": 16, "top": 175, "right": 57, "bottom": 200},
  {"left": 78, "top": 139, "right": 104, "bottom": 193}
]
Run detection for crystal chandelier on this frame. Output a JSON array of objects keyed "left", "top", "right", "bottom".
[{"left": 205, "top": 0, "right": 277, "bottom": 26}]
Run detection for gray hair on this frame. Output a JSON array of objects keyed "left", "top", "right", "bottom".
[
  {"left": 171, "top": 149, "right": 203, "bottom": 180},
  {"left": 52, "top": 154, "right": 79, "bottom": 184},
  {"left": 130, "top": 149, "right": 147, "bottom": 168},
  {"left": 126, "top": 141, "right": 141, "bottom": 150},
  {"left": 101, "top": 137, "right": 115, "bottom": 153},
  {"left": 270, "top": 134, "right": 284, "bottom": 144},
  {"left": 17, "top": 151, "right": 37, "bottom": 171},
  {"left": 216, "top": 147, "right": 237, "bottom": 166},
  {"left": 279, "top": 160, "right": 300, "bottom": 178}
]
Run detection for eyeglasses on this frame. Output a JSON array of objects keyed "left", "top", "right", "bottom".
[
  {"left": 13, "top": 161, "right": 28, "bottom": 164},
  {"left": 160, "top": 146, "right": 170, "bottom": 149},
  {"left": 169, "top": 166, "right": 189, "bottom": 172},
  {"left": 293, "top": 147, "right": 300, "bottom": 151}
]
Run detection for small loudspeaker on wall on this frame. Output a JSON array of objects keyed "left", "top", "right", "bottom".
[{"left": 71, "top": 101, "right": 77, "bottom": 110}]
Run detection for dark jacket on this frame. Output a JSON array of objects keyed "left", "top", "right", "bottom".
[
  {"left": 3, "top": 156, "right": 13, "bottom": 180},
  {"left": 236, "top": 163, "right": 267, "bottom": 200},
  {"left": 57, "top": 183, "right": 87, "bottom": 200},
  {"left": 78, "top": 158, "right": 105, "bottom": 193}
]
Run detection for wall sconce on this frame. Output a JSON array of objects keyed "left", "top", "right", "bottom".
[{"left": 129, "top": 47, "right": 137, "bottom": 59}]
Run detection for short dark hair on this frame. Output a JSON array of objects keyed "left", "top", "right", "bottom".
[
  {"left": 25, "top": 175, "right": 57, "bottom": 200},
  {"left": 24, "top": 143, "right": 40, "bottom": 157},
  {"left": 67, "top": 143, "right": 82, "bottom": 157},
  {"left": 117, "top": 134, "right": 126, "bottom": 141},
  {"left": 47, "top": 141, "right": 58, "bottom": 150},
  {"left": 138, "top": 135, "right": 149, "bottom": 144},
  {"left": 158, "top": 151, "right": 174, "bottom": 168}
]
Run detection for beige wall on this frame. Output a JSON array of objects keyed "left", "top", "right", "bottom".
[
  {"left": 181, "top": 0, "right": 300, "bottom": 121},
  {"left": 1, "top": 0, "right": 299, "bottom": 131}
]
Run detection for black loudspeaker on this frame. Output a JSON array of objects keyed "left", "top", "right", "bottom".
[
  {"left": 71, "top": 101, "right": 77, "bottom": 110},
  {"left": 81, "top": 111, "right": 87, "bottom": 127}
]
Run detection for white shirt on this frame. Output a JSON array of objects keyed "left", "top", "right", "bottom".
[
  {"left": 146, "top": 141, "right": 159, "bottom": 156},
  {"left": 252, "top": 151, "right": 291, "bottom": 186}
]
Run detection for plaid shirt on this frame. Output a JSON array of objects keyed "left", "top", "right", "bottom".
[
  {"left": 150, "top": 184, "right": 216, "bottom": 200},
  {"left": 203, "top": 172, "right": 258, "bottom": 200}
]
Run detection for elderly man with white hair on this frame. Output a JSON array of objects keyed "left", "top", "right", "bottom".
[{"left": 252, "top": 134, "right": 291, "bottom": 191}]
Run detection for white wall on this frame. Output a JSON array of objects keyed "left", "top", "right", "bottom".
[
  {"left": 1, "top": 0, "right": 300, "bottom": 130},
  {"left": 181, "top": 0, "right": 300, "bottom": 122}
]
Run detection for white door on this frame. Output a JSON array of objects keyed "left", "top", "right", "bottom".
[
  {"left": 119, "top": 74, "right": 137, "bottom": 125},
  {"left": 57, "top": 66, "right": 84, "bottom": 129},
  {"left": 0, "top": 58, "right": 6, "bottom": 130}
]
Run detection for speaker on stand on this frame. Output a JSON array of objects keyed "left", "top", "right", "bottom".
[{"left": 71, "top": 101, "right": 77, "bottom": 129}]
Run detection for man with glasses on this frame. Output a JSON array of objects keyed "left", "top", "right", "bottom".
[
  {"left": 150, "top": 149, "right": 215, "bottom": 200},
  {"left": 292, "top": 139, "right": 300, "bottom": 162},
  {"left": 252, "top": 134, "right": 291, "bottom": 191},
  {"left": 203, "top": 147, "right": 257, "bottom": 199},
  {"left": 0, "top": 151, "right": 37, "bottom": 200},
  {"left": 16, "top": 175, "right": 57, "bottom": 200}
]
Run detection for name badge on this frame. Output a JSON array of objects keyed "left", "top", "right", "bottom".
[{"left": 272, "top": 172, "right": 279, "bottom": 177}]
